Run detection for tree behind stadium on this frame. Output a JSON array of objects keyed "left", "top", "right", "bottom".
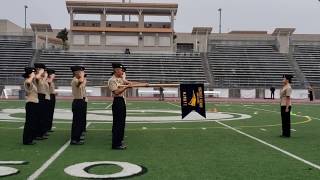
[{"left": 56, "top": 28, "right": 69, "bottom": 50}]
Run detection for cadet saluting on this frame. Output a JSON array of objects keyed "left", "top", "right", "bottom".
[
  {"left": 70, "top": 66, "right": 88, "bottom": 145},
  {"left": 46, "top": 68, "right": 56, "bottom": 133},
  {"left": 22, "top": 67, "right": 38, "bottom": 145},
  {"left": 280, "top": 74, "right": 293, "bottom": 138},
  {"left": 34, "top": 63, "right": 50, "bottom": 140}
]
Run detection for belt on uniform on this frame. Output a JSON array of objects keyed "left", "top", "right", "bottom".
[
  {"left": 38, "top": 93, "right": 46, "bottom": 99},
  {"left": 74, "top": 97, "right": 86, "bottom": 100},
  {"left": 113, "top": 96, "right": 124, "bottom": 98}
]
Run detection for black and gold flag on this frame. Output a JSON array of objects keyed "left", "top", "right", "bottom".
[{"left": 180, "top": 84, "right": 206, "bottom": 119}]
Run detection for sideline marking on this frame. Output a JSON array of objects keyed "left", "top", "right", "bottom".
[
  {"left": 27, "top": 122, "right": 92, "bottom": 180},
  {"left": 216, "top": 120, "right": 320, "bottom": 171}
]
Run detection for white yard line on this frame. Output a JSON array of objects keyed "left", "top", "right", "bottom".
[
  {"left": 105, "top": 103, "right": 112, "bottom": 109},
  {"left": 244, "top": 106, "right": 320, "bottom": 120},
  {"left": 166, "top": 102, "right": 180, "bottom": 108},
  {"left": 91, "top": 103, "right": 107, "bottom": 105},
  {"left": 216, "top": 120, "right": 320, "bottom": 171},
  {"left": 27, "top": 122, "right": 92, "bottom": 180},
  {"left": 243, "top": 106, "right": 280, "bottom": 114},
  {"left": 167, "top": 102, "right": 319, "bottom": 170},
  {"left": 0, "top": 120, "right": 23, "bottom": 123}
]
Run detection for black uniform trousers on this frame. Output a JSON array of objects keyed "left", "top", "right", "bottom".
[
  {"left": 48, "top": 94, "right": 56, "bottom": 131},
  {"left": 309, "top": 92, "right": 314, "bottom": 101},
  {"left": 83, "top": 101, "right": 87, "bottom": 133},
  {"left": 281, "top": 106, "right": 291, "bottom": 137},
  {"left": 271, "top": 92, "right": 275, "bottom": 99},
  {"left": 71, "top": 99, "right": 87, "bottom": 141},
  {"left": 37, "top": 94, "right": 50, "bottom": 137},
  {"left": 112, "top": 97, "right": 126, "bottom": 147},
  {"left": 159, "top": 92, "right": 164, "bottom": 101},
  {"left": 23, "top": 102, "right": 38, "bottom": 144}
]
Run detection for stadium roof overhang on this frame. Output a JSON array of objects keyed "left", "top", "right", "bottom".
[
  {"left": 229, "top": 31, "right": 268, "bottom": 35},
  {"left": 66, "top": 1, "right": 178, "bottom": 16},
  {"left": 192, "top": 27, "right": 213, "bottom": 35},
  {"left": 30, "top": 24, "right": 53, "bottom": 32},
  {"left": 272, "top": 28, "right": 295, "bottom": 36}
]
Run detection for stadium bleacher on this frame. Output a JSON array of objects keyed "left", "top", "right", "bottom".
[
  {"left": 293, "top": 44, "right": 320, "bottom": 87},
  {"left": 208, "top": 43, "right": 299, "bottom": 88},
  {"left": 0, "top": 38, "right": 318, "bottom": 89},
  {"left": 38, "top": 51, "right": 207, "bottom": 86},
  {"left": 0, "top": 39, "right": 33, "bottom": 85}
]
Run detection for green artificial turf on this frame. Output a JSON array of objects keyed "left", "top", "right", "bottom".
[{"left": 0, "top": 100, "right": 320, "bottom": 179}]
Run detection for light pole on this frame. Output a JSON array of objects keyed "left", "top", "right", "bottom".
[
  {"left": 24, "top": 5, "right": 28, "bottom": 32},
  {"left": 122, "top": 0, "right": 125, "bottom": 21},
  {"left": 218, "top": 8, "right": 222, "bottom": 34}
]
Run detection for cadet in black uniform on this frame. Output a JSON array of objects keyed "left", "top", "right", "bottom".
[
  {"left": 22, "top": 67, "right": 38, "bottom": 145},
  {"left": 159, "top": 87, "right": 164, "bottom": 101},
  {"left": 270, "top": 87, "right": 275, "bottom": 99},
  {"left": 108, "top": 63, "right": 148, "bottom": 150},
  {"left": 47, "top": 68, "right": 56, "bottom": 132},
  {"left": 280, "top": 75, "right": 293, "bottom": 138},
  {"left": 308, "top": 85, "right": 314, "bottom": 102},
  {"left": 70, "top": 66, "right": 87, "bottom": 145},
  {"left": 34, "top": 63, "right": 50, "bottom": 140}
]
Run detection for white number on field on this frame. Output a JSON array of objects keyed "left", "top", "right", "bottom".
[
  {"left": 0, "top": 161, "right": 145, "bottom": 179},
  {"left": 64, "top": 161, "right": 144, "bottom": 179},
  {"left": 0, "top": 161, "right": 27, "bottom": 177}
]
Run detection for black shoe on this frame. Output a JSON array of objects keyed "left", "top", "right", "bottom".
[
  {"left": 48, "top": 130, "right": 54, "bottom": 133},
  {"left": 24, "top": 142, "right": 36, "bottom": 145},
  {"left": 280, "top": 135, "right": 290, "bottom": 138},
  {"left": 35, "top": 136, "right": 48, "bottom": 140},
  {"left": 70, "top": 140, "right": 84, "bottom": 145},
  {"left": 112, "top": 145, "right": 127, "bottom": 150}
]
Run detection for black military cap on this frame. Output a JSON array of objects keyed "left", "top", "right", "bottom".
[
  {"left": 46, "top": 68, "right": 55, "bottom": 75},
  {"left": 283, "top": 74, "right": 293, "bottom": 83},
  {"left": 70, "top": 66, "right": 85, "bottom": 72},
  {"left": 112, "top": 63, "right": 124, "bottom": 69},
  {"left": 34, "top": 63, "right": 46, "bottom": 69},
  {"left": 283, "top": 74, "right": 293, "bottom": 80},
  {"left": 25, "top": 67, "right": 36, "bottom": 73},
  {"left": 22, "top": 67, "right": 36, "bottom": 78}
]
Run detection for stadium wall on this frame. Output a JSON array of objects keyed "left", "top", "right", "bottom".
[
  {"left": 0, "top": 19, "right": 23, "bottom": 33},
  {"left": 176, "top": 33, "right": 208, "bottom": 52},
  {"left": 292, "top": 34, "right": 320, "bottom": 43}
]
